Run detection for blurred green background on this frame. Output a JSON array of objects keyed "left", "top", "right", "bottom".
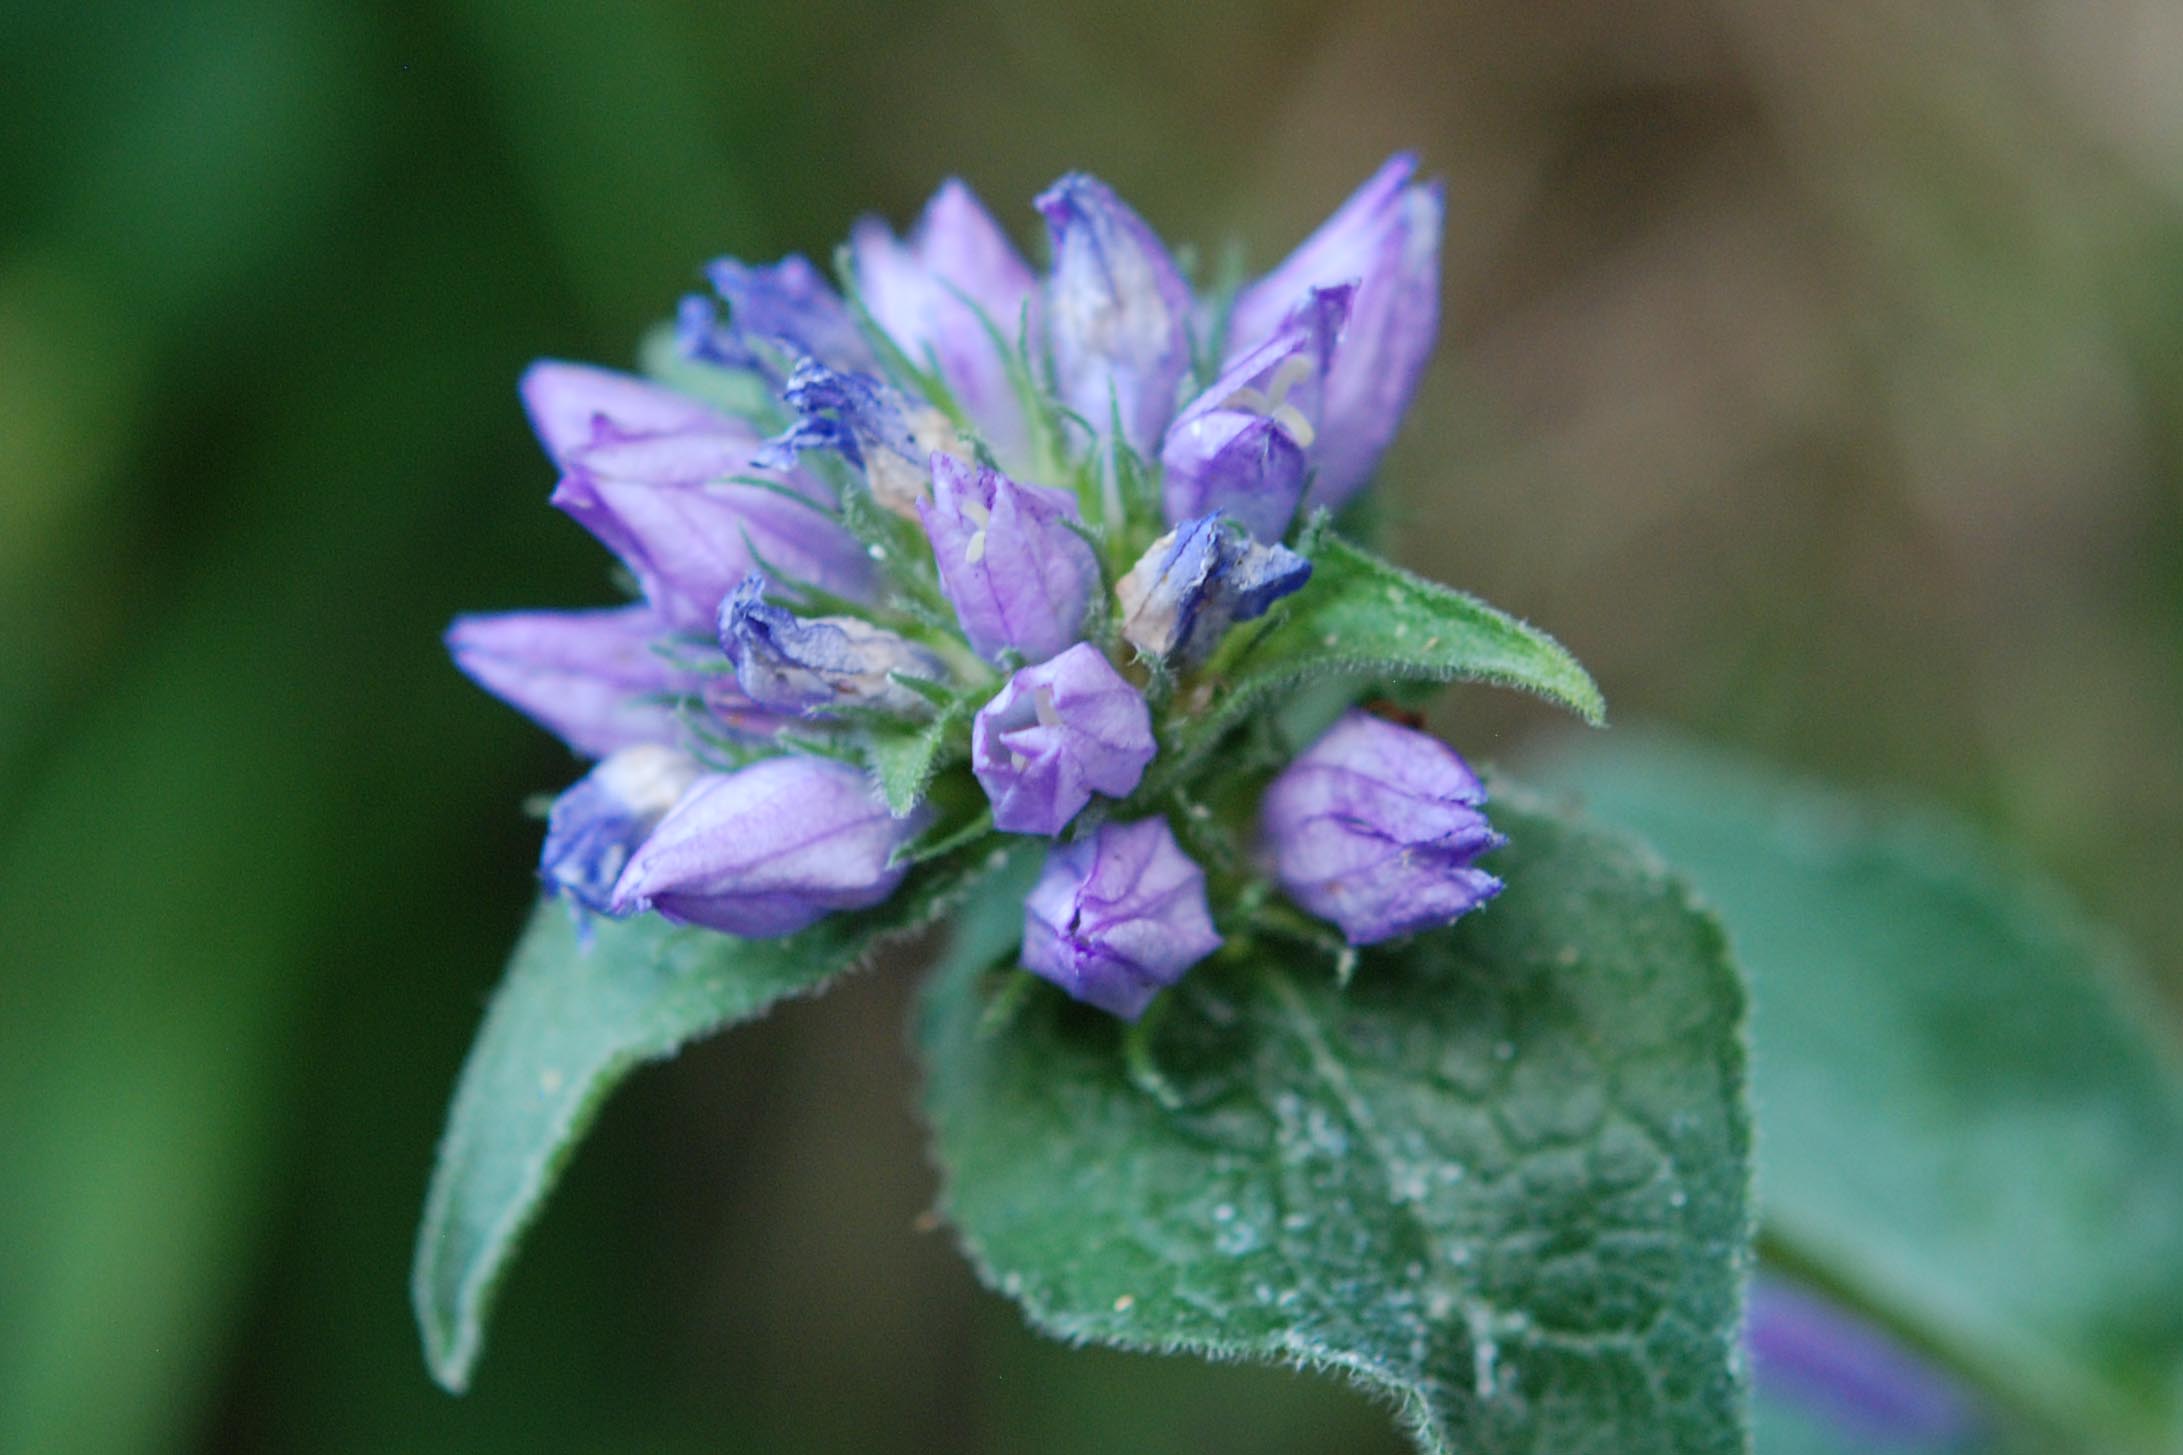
[{"left": 3, "top": 1, "right": 2179, "bottom": 1451}]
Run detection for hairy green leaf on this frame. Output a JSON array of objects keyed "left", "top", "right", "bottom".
[
  {"left": 866, "top": 702, "right": 969, "bottom": 817},
  {"left": 921, "top": 787, "right": 1752, "bottom": 1455},
  {"left": 1537, "top": 735, "right": 2183, "bottom": 1455},
  {"left": 412, "top": 841, "right": 1024, "bottom": 1394},
  {"left": 1157, "top": 529, "right": 1603, "bottom": 791}
]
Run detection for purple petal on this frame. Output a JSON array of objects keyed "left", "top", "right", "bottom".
[
  {"left": 611, "top": 757, "right": 925, "bottom": 936},
  {"left": 1022, "top": 817, "right": 1222, "bottom": 1019},
  {"left": 519, "top": 361, "right": 733, "bottom": 465},
  {"left": 853, "top": 179, "right": 1038, "bottom": 462},
  {"left": 919, "top": 454, "right": 1099, "bottom": 664},
  {"left": 551, "top": 425, "right": 871, "bottom": 631},
  {"left": 445, "top": 605, "right": 702, "bottom": 759},
  {"left": 972, "top": 643, "right": 1155, "bottom": 836},
  {"left": 1037, "top": 173, "right": 1195, "bottom": 459},
  {"left": 1227, "top": 155, "right": 1443, "bottom": 512},
  {"left": 1257, "top": 709, "right": 1503, "bottom": 945}
]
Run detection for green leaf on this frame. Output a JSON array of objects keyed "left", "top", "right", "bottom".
[
  {"left": 865, "top": 702, "right": 969, "bottom": 816},
  {"left": 1534, "top": 735, "right": 2183, "bottom": 1455},
  {"left": 412, "top": 840, "right": 1024, "bottom": 1394},
  {"left": 1158, "top": 528, "right": 1604, "bottom": 791},
  {"left": 920, "top": 786, "right": 1753, "bottom": 1455}
]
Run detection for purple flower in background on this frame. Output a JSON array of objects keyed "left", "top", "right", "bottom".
[
  {"left": 1115, "top": 514, "right": 1311, "bottom": 664},
  {"left": 1226, "top": 154, "right": 1443, "bottom": 513},
  {"left": 1749, "top": 1277, "right": 1982, "bottom": 1449},
  {"left": 611, "top": 757, "right": 925, "bottom": 936},
  {"left": 853, "top": 179, "right": 1038, "bottom": 463},
  {"left": 445, "top": 605, "right": 705, "bottom": 759},
  {"left": 919, "top": 454, "right": 1099, "bottom": 665},
  {"left": 1037, "top": 173, "right": 1194, "bottom": 459},
  {"left": 972, "top": 644, "right": 1154, "bottom": 836},
  {"left": 537, "top": 744, "right": 704, "bottom": 913},
  {"left": 759, "top": 359, "right": 962, "bottom": 516},
  {"left": 1022, "top": 817, "right": 1222, "bottom": 1019},
  {"left": 719, "top": 574, "right": 946, "bottom": 718},
  {"left": 1258, "top": 710, "right": 1502, "bottom": 945},
  {"left": 1161, "top": 284, "right": 1352, "bottom": 541},
  {"left": 679, "top": 254, "right": 875, "bottom": 376}
]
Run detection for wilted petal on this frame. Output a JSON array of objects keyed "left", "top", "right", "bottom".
[
  {"left": 681, "top": 254, "right": 875, "bottom": 375},
  {"left": 918, "top": 454, "right": 1098, "bottom": 665},
  {"left": 537, "top": 745, "right": 704, "bottom": 913},
  {"left": 1115, "top": 514, "right": 1311, "bottom": 663},
  {"left": 718, "top": 574, "right": 946, "bottom": 717},
  {"left": 551, "top": 425, "right": 871, "bottom": 630},
  {"left": 1257, "top": 709, "right": 1502, "bottom": 945},
  {"left": 1036, "top": 173, "right": 1194, "bottom": 459},
  {"left": 759, "top": 359, "right": 965, "bottom": 517},
  {"left": 611, "top": 757, "right": 924, "bottom": 936},
  {"left": 445, "top": 605, "right": 700, "bottom": 758},
  {"left": 971, "top": 643, "right": 1154, "bottom": 835},
  {"left": 1162, "top": 285, "right": 1352, "bottom": 540},
  {"left": 1022, "top": 818, "right": 1222, "bottom": 1019},
  {"left": 1227, "top": 154, "right": 1443, "bottom": 512},
  {"left": 853, "top": 179, "right": 1038, "bottom": 461}
]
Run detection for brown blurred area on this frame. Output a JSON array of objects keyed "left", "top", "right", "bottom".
[{"left": 3, "top": 1, "right": 2178, "bottom": 1452}]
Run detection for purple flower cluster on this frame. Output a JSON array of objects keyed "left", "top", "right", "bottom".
[{"left": 451, "top": 155, "right": 1504, "bottom": 1018}]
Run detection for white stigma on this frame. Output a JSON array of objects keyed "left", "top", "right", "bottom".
[
  {"left": 1032, "top": 683, "right": 1063, "bottom": 729},
  {"left": 961, "top": 496, "right": 991, "bottom": 565}
]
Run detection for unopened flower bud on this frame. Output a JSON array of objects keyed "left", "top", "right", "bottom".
[
  {"left": 1022, "top": 818, "right": 1221, "bottom": 1019},
  {"left": 853, "top": 179, "right": 1038, "bottom": 463},
  {"left": 611, "top": 757, "right": 924, "bottom": 936},
  {"left": 1257, "top": 710, "right": 1502, "bottom": 945},
  {"left": 1037, "top": 173, "right": 1193, "bottom": 458}
]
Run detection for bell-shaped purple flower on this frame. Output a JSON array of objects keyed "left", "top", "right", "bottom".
[
  {"left": 853, "top": 179, "right": 1038, "bottom": 463},
  {"left": 1115, "top": 514, "right": 1311, "bottom": 664},
  {"left": 1748, "top": 1277, "right": 1982, "bottom": 1448},
  {"left": 718, "top": 574, "right": 946, "bottom": 718},
  {"left": 758, "top": 359, "right": 965, "bottom": 517},
  {"left": 1161, "top": 285, "right": 1352, "bottom": 541},
  {"left": 445, "top": 605, "right": 703, "bottom": 758},
  {"left": 537, "top": 744, "right": 704, "bottom": 913},
  {"left": 972, "top": 644, "right": 1155, "bottom": 836},
  {"left": 1022, "top": 818, "right": 1222, "bottom": 1019},
  {"left": 1036, "top": 173, "right": 1194, "bottom": 459},
  {"left": 678, "top": 254, "right": 875, "bottom": 377},
  {"left": 610, "top": 757, "right": 925, "bottom": 937},
  {"left": 918, "top": 454, "right": 1099, "bottom": 665},
  {"left": 1257, "top": 710, "right": 1502, "bottom": 946},
  {"left": 1226, "top": 154, "right": 1443, "bottom": 513}
]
